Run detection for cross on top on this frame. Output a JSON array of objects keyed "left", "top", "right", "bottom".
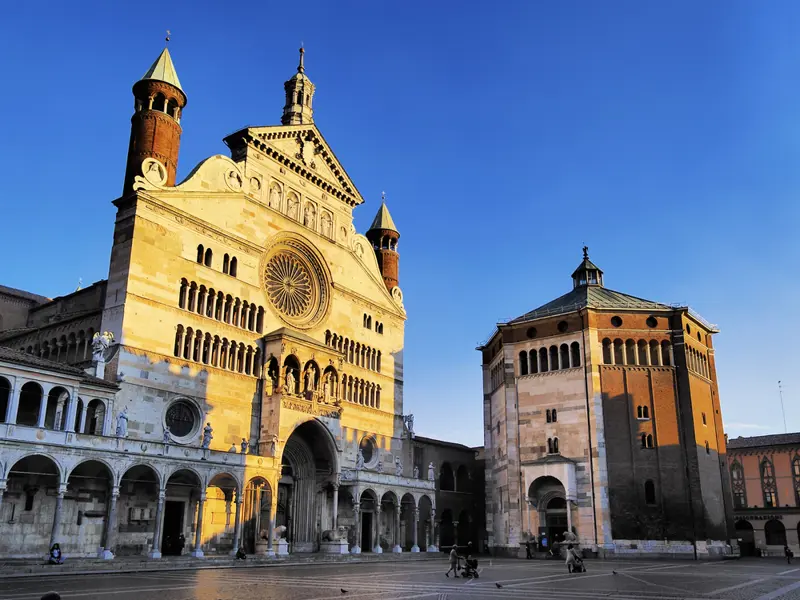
[{"left": 381, "top": 191, "right": 386, "bottom": 202}]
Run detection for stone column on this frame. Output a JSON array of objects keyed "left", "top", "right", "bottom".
[
  {"left": 351, "top": 503, "right": 361, "bottom": 554},
  {"left": 0, "top": 480, "right": 7, "bottom": 514},
  {"left": 191, "top": 492, "right": 206, "bottom": 557},
  {"left": 37, "top": 391, "right": 48, "bottom": 428},
  {"left": 392, "top": 501, "right": 402, "bottom": 553},
  {"left": 102, "top": 400, "right": 113, "bottom": 436},
  {"left": 331, "top": 483, "right": 339, "bottom": 530},
  {"left": 49, "top": 484, "right": 67, "bottom": 549},
  {"left": 230, "top": 491, "right": 242, "bottom": 556},
  {"left": 373, "top": 504, "right": 383, "bottom": 553},
  {"left": 100, "top": 485, "right": 119, "bottom": 559},
  {"left": 5, "top": 377, "right": 20, "bottom": 424},
  {"left": 78, "top": 405, "right": 89, "bottom": 434},
  {"left": 149, "top": 490, "right": 166, "bottom": 559},
  {"left": 65, "top": 388, "right": 79, "bottom": 433},
  {"left": 411, "top": 507, "right": 420, "bottom": 552},
  {"left": 428, "top": 508, "right": 438, "bottom": 552},
  {"left": 566, "top": 500, "right": 573, "bottom": 534}
]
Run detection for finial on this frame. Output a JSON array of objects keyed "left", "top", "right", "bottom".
[
  {"left": 298, "top": 45, "right": 305, "bottom": 73},
  {"left": 165, "top": 30, "right": 171, "bottom": 46},
  {"left": 381, "top": 191, "right": 386, "bottom": 202},
  {"left": 76, "top": 277, "right": 83, "bottom": 292},
  {"left": 582, "top": 245, "right": 589, "bottom": 259}
]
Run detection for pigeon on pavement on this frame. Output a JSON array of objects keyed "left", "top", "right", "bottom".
[{"left": 495, "top": 582, "right": 503, "bottom": 588}]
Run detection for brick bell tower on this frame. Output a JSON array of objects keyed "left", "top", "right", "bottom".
[
  {"left": 122, "top": 40, "right": 187, "bottom": 194},
  {"left": 366, "top": 194, "right": 400, "bottom": 291}
]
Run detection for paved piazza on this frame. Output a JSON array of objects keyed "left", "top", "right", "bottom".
[{"left": 4, "top": 558, "right": 800, "bottom": 600}]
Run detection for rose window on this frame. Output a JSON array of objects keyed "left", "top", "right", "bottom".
[{"left": 265, "top": 252, "right": 313, "bottom": 318}]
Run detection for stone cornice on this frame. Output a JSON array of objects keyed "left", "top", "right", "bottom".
[{"left": 332, "top": 282, "right": 406, "bottom": 321}]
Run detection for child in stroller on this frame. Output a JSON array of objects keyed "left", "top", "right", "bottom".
[
  {"left": 565, "top": 544, "right": 585, "bottom": 573},
  {"left": 461, "top": 553, "right": 479, "bottom": 578}
]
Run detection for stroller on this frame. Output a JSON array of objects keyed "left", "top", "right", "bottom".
[{"left": 461, "top": 556, "right": 480, "bottom": 578}]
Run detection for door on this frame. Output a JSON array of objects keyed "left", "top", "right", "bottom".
[
  {"left": 161, "top": 501, "right": 185, "bottom": 555},
  {"left": 276, "top": 483, "right": 292, "bottom": 550},
  {"left": 361, "top": 512, "right": 372, "bottom": 551}
]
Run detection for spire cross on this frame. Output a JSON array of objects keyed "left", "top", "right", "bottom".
[
  {"left": 298, "top": 45, "right": 305, "bottom": 73},
  {"left": 165, "top": 30, "right": 171, "bottom": 46},
  {"left": 381, "top": 191, "right": 386, "bottom": 202}
]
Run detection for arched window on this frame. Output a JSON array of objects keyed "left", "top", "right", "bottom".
[
  {"left": 613, "top": 339, "right": 624, "bottom": 365},
  {"left": 179, "top": 278, "right": 188, "bottom": 309},
  {"left": 440, "top": 463, "right": 455, "bottom": 491},
  {"left": 761, "top": 458, "right": 778, "bottom": 507},
  {"left": 187, "top": 282, "right": 197, "bottom": 312},
  {"left": 649, "top": 340, "right": 661, "bottom": 366},
  {"left": 547, "top": 438, "right": 553, "bottom": 454},
  {"left": 637, "top": 406, "right": 643, "bottom": 419},
  {"left": 626, "top": 339, "right": 636, "bottom": 365},
  {"left": 197, "top": 244, "right": 204, "bottom": 263},
  {"left": 642, "top": 406, "right": 649, "bottom": 419},
  {"left": 546, "top": 409, "right": 551, "bottom": 423},
  {"left": 560, "top": 344, "right": 569, "bottom": 369},
  {"left": 570, "top": 342, "right": 581, "bottom": 367},
  {"left": 230, "top": 256, "right": 238, "bottom": 277},
  {"left": 549, "top": 345, "right": 559, "bottom": 370},
  {"left": 153, "top": 93, "right": 167, "bottom": 112},
  {"left": 204, "top": 247, "right": 213, "bottom": 267},
  {"left": 647, "top": 434, "right": 654, "bottom": 448},
  {"left": 529, "top": 349, "right": 538, "bottom": 373},
  {"left": 661, "top": 341, "right": 672, "bottom": 366},
  {"left": 174, "top": 325, "right": 184, "bottom": 357},
  {"left": 793, "top": 457, "right": 800, "bottom": 506},
  {"left": 223, "top": 254, "right": 230, "bottom": 274},
  {"left": 602, "top": 338, "right": 612, "bottom": 365},
  {"left": 519, "top": 351, "right": 528, "bottom": 376},
  {"left": 731, "top": 461, "right": 747, "bottom": 509},
  {"left": 765, "top": 519, "right": 787, "bottom": 546},
  {"left": 637, "top": 340, "right": 648, "bottom": 365},
  {"left": 641, "top": 433, "right": 647, "bottom": 448},
  {"left": 644, "top": 480, "right": 656, "bottom": 505},
  {"left": 539, "top": 347, "right": 549, "bottom": 372},
  {"left": 642, "top": 433, "right": 654, "bottom": 448},
  {"left": 553, "top": 437, "right": 559, "bottom": 453}
]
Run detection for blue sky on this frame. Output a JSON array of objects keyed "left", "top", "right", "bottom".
[{"left": 1, "top": 2, "right": 798, "bottom": 446}]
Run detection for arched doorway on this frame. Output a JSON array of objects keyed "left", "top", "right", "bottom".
[
  {"left": 418, "top": 494, "right": 434, "bottom": 551},
  {"left": 401, "top": 492, "right": 417, "bottom": 550},
  {"left": 380, "top": 491, "right": 399, "bottom": 552},
  {"left": 765, "top": 519, "right": 787, "bottom": 547},
  {"left": 359, "top": 489, "right": 378, "bottom": 552},
  {"left": 162, "top": 468, "right": 202, "bottom": 556},
  {"left": 206, "top": 472, "right": 240, "bottom": 555},
  {"left": 440, "top": 508, "right": 454, "bottom": 548},
  {"left": 45, "top": 386, "right": 69, "bottom": 430},
  {"left": 529, "top": 476, "right": 568, "bottom": 548},
  {"left": 118, "top": 464, "right": 160, "bottom": 557},
  {"left": 280, "top": 419, "right": 338, "bottom": 552},
  {"left": 735, "top": 520, "right": 755, "bottom": 556}
]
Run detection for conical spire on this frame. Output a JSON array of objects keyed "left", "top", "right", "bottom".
[
  {"left": 368, "top": 201, "right": 399, "bottom": 233},
  {"left": 141, "top": 47, "right": 183, "bottom": 92}
]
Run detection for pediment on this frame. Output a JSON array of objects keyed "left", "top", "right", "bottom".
[{"left": 224, "top": 124, "right": 364, "bottom": 208}]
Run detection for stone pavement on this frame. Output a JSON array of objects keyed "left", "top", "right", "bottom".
[{"left": 4, "top": 557, "right": 800, "bottom": 599}]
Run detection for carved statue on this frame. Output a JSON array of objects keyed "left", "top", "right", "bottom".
[
  {"left": 395, "top": 457, "right": 403, "bottom": 477},
  {"left": 270, "top": 434, "right": 278, "bottom": 456},
  {"left": 413, "top": 465, "right": 419, "bottom": 479},
  {"left": 163, "top": 426, "right": 171, "bottom": 443},
  {"left": 428, "top": 462, "right": 435, "bottom": 482},
  {"left": 286, "top": 369, "right": 296, "bottom": 394},
  {"left": 229, "top": 444, "right": 237, "bottom": 452},
  {"left": 287, "top": 194, "right": 299, "bottom": 219},
  {"left": 241, "top": 438, "right": 249, "bottom": 454},
  {"left": 273, "top": 525, "right": 287, "bottom": 540},
  {"left": 303, "top": 367, "right": 313, "bottom": 393},
  {"left": 403, "top": 414, "right": 415, "bottom": 436},
  {"left": 92, "top": 331, "right": 115, "bottom": 362},
  {"left": 269, "top": 185, "right": 280, "bottom": 208},
  {"left": 115, "top": 408, "right": 128, "bottom": 438},
  {"left": 321, "top": 212, "right": 332, "bottom": 238},
  {"left": 202, "top": 423, "right": 213, "bottom": 449},
  {"left": 376, "top": 460, "right": 383, "bottom": 473},
  {"left": 303, "top": 204, "right": 315, "bottom": 228},
  {"left": 321, "top": 526, "right": 347, "bottom": 542},
  {"left": 355, "top": 449, "right": 365, "bottom": 470}
]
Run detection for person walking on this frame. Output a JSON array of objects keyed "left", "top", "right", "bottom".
[
  {"left": 565, "top": 544, "right": 584, "bottom": 573},
  {"left": 525, "top": 538, "right": 533, "bottom": 559},
  {"left": 445, "top": 546, "right": 460, "bottom": 578},
  {"left": 785, "top": 545, "right": 794, "bottom": 564}
]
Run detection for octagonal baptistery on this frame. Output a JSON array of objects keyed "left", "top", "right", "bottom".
[
  {"left": 478, "top": 248, "right": 734, "bottom": 559},
  {"left": 3, "top": 47, "right": 440, "bottom": 560}
]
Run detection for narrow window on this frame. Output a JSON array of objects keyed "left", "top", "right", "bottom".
[
  {"left": 519, "top": 351, "right": 528, "bottom": 376},
  {"left": 204, "top": 247, "right": 213, "bottom": 267},
  {"left": 529, "top": 349, "right": 538, "bottom": 373},
  {"left": 637, "top": 406, "right": 643, "bottom": 419},
  {"left": 644, "top": 480, "right": 656, "bottom": 505},
  {"left": 702, "top": 412, "right": 707, "bottom": 425},
  {"left": 647, "top": 434, "right": 654, "bottom": 448},
  {"left": 223, "top": 254, "right": 230, "bottom": 274},
  {"left": 230, "top": 257, "right": 238, "bottom": 277},
  {"left": 24, "top": 490, "right": 35, "bottom": 511},
  {"left": 196, "top": 244, "right": 204, "bottom": 263},
  {"left": 602, "top": 338, "right": 612, "bottom": 365},
  {"left": 547, "top": 438, "right": 553, "bottom": 454},
  {"left": 539, "top": 347, "right": 549, "bottom": 372},
  {"left": 552, "top": 409, "right": 557, "bottom": 423},
  {"left": 641, "top": 433, "right": 647, "bottom": 448},
  {"left": 570, "top": 341, "right": 581, "bottom": 367},
  {"left": 553, "top": 437, "right": 559, "bottom": 453},
  {"left": 643, "top": 406, "right": 649, "bottom": 419},
  {"left": 546, "top": 409, "right": 551, "bottom": 423}
]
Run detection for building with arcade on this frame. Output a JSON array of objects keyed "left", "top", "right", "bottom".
[{"left": 0, "top": 46, "right": 440, "bottom": 559}]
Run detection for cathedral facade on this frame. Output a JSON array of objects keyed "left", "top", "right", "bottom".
[
  {"left": 479, "top": 251, "right": 735, "bottom": 558},
  {"left": 0, "top": 47, "right": 438, "bottom": 559}
]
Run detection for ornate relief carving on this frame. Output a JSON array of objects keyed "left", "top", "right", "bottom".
[
  {"left": 321, "top": 211, "right": 333, "bottom": 239},
  {"left": 287, "top": 192, "right": 300, "bottom": 220},
  {"left": 303, "top": 203, "right": 316, "bottom": 229},
  {"left": 281, "top": 398, "right": 341, "bottom": 419},
  {"left": 142, "top": 158, "right": 167, "bottom": 186},
  {"left": 269, "top": 183, "right": 282, "bottom": 209},
  {"left": 249, "top": 176, "right": 262, "bottom": 198},
  {"left": 226, "top": 170, "right": 243, "bottom": 191},
  {"left": 391, "top": 286, "right": 404, "bottom": 309}
]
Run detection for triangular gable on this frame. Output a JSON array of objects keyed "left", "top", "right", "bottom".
[{"left": 224, "top": 124, "right": 364, "bottom": 208}]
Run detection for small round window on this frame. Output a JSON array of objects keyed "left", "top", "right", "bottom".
[
  {"left": 359, "top": 436, "right": 377, "bottom": 466},
  {"left": 165, "top": 399, "right": 199, "bottom": 441},
  {"left": 557, "top": 320, "right": 568, "bottom": 333},
  {"left": 526, "top": 327, "right": 537, "bottom": 339},
  {"left": 646, "top": 316, "right": 657, "bottom": 328},
  {"left": 611, "top": 316, "right": 623, "bottom": 328}
]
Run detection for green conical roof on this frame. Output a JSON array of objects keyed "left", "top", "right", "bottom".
[
  {"left": 141, "top": 48, "right": 183, "bottom": 92},
  {"left": 368, "top": 202, "right": 398, "bottom": 233}
]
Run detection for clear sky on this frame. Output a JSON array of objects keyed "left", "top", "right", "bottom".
[{"left": 1, "top": 2, "right": 798, "bottom": 447}]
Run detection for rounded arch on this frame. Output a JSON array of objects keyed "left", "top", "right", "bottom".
[
  {"left": 67, "top": 457, "right": 116, "bottom": 483},
  {"left": 118, "top": 462, "right": 162, "bottom": 488},
  {"left": 208, "top": 470, "right": 242, "bottom": 494},
  {"left": 440, "top": 462, "right": 454, "bottom": 491},
  {"left": 165, "top": 465, "right": 204, "bottom": 488},
  {"left": 358, "top": 487, "right": 379, "bottom": 505},
  {"left": 0, "top": 375, "right": 11, "bottom": 423},
  {"left": 380, "top": 490, "right": 399, "bottom": 505},
  {"left": 17, "top": 381, "right": 44, "bottom": 427},
  {"left": 455, "top": 464, "right": 470, "bottom": 492},
  {"left": 283, "top": 417, "right": 340, "bottom": 475},
  {"left": 9, "top": 452, "right": 64, "bottom": 483},
  {"left": 765, "top": 519, "right": 787, "bottom": 546}
]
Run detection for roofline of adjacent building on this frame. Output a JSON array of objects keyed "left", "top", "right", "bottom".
[{"left": 413, "top": 435, "right": 481, "bottom": 453}]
